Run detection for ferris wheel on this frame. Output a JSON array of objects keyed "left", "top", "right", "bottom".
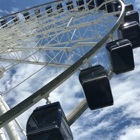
[{"left": 0, "top": 0, "right": 139, "bottom": 139}]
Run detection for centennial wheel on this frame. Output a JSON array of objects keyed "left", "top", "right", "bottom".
[{"left": 0, "top": 0, "right": 133, "bottom": 139}]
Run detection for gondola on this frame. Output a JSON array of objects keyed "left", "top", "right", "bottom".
[
  {"left": 79, "top": 65, "right": 113, "bottom": 110},
  {"left": 26, "top": 102, "right": 73, "bottom": 140}
]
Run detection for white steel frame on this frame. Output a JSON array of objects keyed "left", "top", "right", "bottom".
[
  {"left": 0, "top": 0, "right": 119, "bottom": 69},
  {"left": 0, "top": 0, "right": 125, "bottom": 139}
]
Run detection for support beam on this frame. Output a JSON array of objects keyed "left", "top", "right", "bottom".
[
  {"left": 0, "top": 95, "right": 21, "bottom": 140},
  {"left": 0, "top": 128, "right": 6, "bottom": 140},
  {"left": 67, "top": 98, "right": 87, "bottom": 126},
  {"left": 0, "top": 96, "right": 26, "bottom": 138}
]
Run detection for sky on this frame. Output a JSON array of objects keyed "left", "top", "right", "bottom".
[{"left": 0, "top": 0, "right": 140, "bottom": 140}]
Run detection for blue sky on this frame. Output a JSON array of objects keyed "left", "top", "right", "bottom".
[{"left": 0, "top": 0, "right": 140, "bottom": 140}]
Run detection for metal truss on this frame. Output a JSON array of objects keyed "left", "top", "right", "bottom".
[
  {"left": 0, "top": 0, "right": 125, "bottom": 128},
  {"left": 0, "top": 0, "right": 119, "bottom": 69}
]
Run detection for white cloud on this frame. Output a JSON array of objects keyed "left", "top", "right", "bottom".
[
  {"left": 0, "top": 7, "right": 19, "bottom": 16},
  {"left": 118, "top": 126, "right": 140, "bottom": 140},
  {"left": 135, "top": 0, "right": 140, "bottom": 9},
  {"left": 11, "top": 7, "right": 20, "bottom": 13},
  {"left": 0, "top": 9, "right": 9, "bottom": 14}
]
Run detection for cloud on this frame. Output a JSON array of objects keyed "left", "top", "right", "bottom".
[
  {"left": 11, "top": 7, "right": 20, "bottom": 13},
  {"left": 135, "top": 0, "right": 140, "bottom": 9},
  {"left": 0, "top": 7, "right": 19, "bottom": 16},
  {"left": 0, "top": 9, "right": 9, "bottom": 14},
  {"left": 118, "top": 126, "right": 140, "bottom": 140}
]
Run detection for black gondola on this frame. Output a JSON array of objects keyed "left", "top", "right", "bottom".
[
  {"left": 86, "top": 0, "right": 95, "bottom": 10},
  {"left": 113, "top": 1, "right": 121, "bottom": 11},
  {"left": 106, "top": 39, "right": 134, "bottom": 74},
  {"left": 1, "top": 19, "right": 7, "bottom": 28},
  {"left": 107, "top": 1, "right": 120, "bottom": 13},
  {"left": 26, "top": 102, "right": 73, "bottom": 140},
  {"left": 105, "top": 3, "right": 113, "bottom": 13},
  {"left": 56, "top": 3, "right": 64, "bottom": 13},
  {"left": 124, "top": 10, "right": 139, "bottom": 23},
  {"left": 35, "top": 9, "right": 41, "bottom": 18},
  {"left": 66, "top": 1, "right": 74, "bottom": 10},
  {"left": 115, "top": 3, "right": 134, "bottom": 17},
  {"left": 125, "top": 3, "right": 133, "bottom": 12},
  {"left": 96, "top": 0, "right": 108, "bottom": 10},
  {"left": 118, "top": 21, "right": 140, "bottom": 48},
  {"left": 12, "top": 16, "right": 19, "bottom": 23},
  {"left": 76, "top": 0, "right": 85, "bottom": 11},
  {"left": 96, "top": 0, "right": 116, "bottom": 12},
  {"left": 96, "top": 0, "right": 104, "bottom": 10},
  {"left": 79, "top": 65, "right": 113, "bottom": 110},
  {"left": 46, "top": 6, "right": 53, "bottom": 14},
  {"left": 23, "top": 12, "right": 30, "bottom": 20}
]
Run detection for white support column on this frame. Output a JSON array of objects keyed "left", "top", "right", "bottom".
[
  {"left": 14, "top": 119, "right": 26, "bottom": 138},
  {"left": 1, "top": 96, "right": 26, "bottom": 138},
  {"left": 0, "top": 95, "right": 21, "bottom": 140},
  {"left": 0, "top": 128, "right": 6, "bottom": 140}
]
